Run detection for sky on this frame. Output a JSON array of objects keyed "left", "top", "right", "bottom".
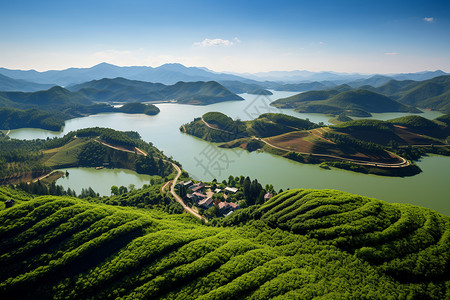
[{"left": 1, "top": 0, "right": 449, "bottom": 74}]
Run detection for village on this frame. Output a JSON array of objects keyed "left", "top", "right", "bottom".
[{"left": 175, "top": 179, "right": 273, "bottom": 218}]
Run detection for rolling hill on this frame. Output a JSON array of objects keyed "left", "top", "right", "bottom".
[
  {"left": 272, "top": 89, "right": 419, "bottom": 116},
  {"left": 0, "top": 86, "right": 92, "bottom": 110},
  {"left": 365, "top": 75, "right": 450, "bottom": 113},
  {"left": 70, "top": 78, "right": 243, "bottom": 105},
  {"left": 182, "top": 112, "right": 317, "bottom": 142},
  {"left": 0, "top": 187, "right": 449, "bottom": 299}
]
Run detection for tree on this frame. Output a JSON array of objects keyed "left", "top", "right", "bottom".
[{"left": 111, "top": 185, "right": 119, "bottom": 196}]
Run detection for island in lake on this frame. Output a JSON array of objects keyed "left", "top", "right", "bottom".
[{"left": 182, "top": 112, "right": 450, "bottom": 176}]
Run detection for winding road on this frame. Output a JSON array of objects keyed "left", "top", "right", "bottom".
[
  {"left": 199, "top": 120, "right": 409, "bottom": 168},
  {"left": 257, "top": 138, "right": 410, "bottom": 168},
  {"left": 169, "top": 163, "right": 207, "bottom": 222},
  {"left": 201, "top": 117, "right": 234, "bottom": 134},
  {"left": 97, "top": 138, "right": 207, "bottom": 221}
]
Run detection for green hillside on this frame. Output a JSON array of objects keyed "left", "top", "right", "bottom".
[
  {"left": 182, "top": 112, "right": 316, "bottom": 142},
  {"left": 370, "top": 75, "right": 450, "bottom": 113},
  {"left": 0, "top": 86, "right": 92, "bottom": 110},
  {"left": 0, "top": 107, "right": 65, "bottom": 131},
  {"left": 0, "top": 187, "right": 449, "bottom": 299},
  {"left": 388, "top": 115, "right": 440, "bottom": 131},
  {"left": 435, "top": 114, "right": 450, "bottom": 126},
  {"left": 71, "top": 78, "right": 243, "bottom": 105},
  {"left": 272, "top": 88, "right": 419, "bottom": 116},
  {"left": 225, "top": 189, "right": 450, "bottom": 283},
  {"left": 271, "top": 90, "right": 338, "bottom": 108},
  {"left": 0, "top": 127, "right": 174, "bottom": 183},
  {"left": 118, "top": 102, "right": 160, "bottom": 115},
  {"left": 246, "top": 113, "right": 317, "bottom": 137},
  {"left": 271, "top": 84, "right": 353, "bottom": 108}
]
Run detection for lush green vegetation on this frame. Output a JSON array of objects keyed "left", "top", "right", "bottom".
[
  {"left": 0, "top": 128, "right": 174, "bottom": 183},
  {"left": 435, "top": 113, "right": 450, "bottom": 126},
  {"left": 0, "top": 187, "right": 449, "bottom": 299},
  {"left": 0, "top": 107, "right": 65, "bottom": 131},
  {"left": 272, "top": 87, "right": 420, "bottom": 116},
  {"left": 70, "top": 78, "right": 243, "bottom": 105},
  {"left": 0, "top": 136, "right": 51, "bottom": 182},
  {"left": 389, "top": 115, "right": 440, "bottom": 130},
  {"left": 223, "top": 189, "right": 450, "bottom": 283},
  {"left": 328, "top": 113, "right": 353, "bottom": 124},
  {"left": 182, "top": 112, "right": 317, "bottom": 142},
  {"left": 372, "top": 75, "right": 450, "bottom": 113},
  {"left": 118, "top": 102, "right": 160, "bottom": 115}
]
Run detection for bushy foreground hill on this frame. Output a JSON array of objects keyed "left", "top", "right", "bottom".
[{"left": 0, "top": 187, "right": 449, "bottom": 299}]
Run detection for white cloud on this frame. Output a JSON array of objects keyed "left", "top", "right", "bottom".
[
  {"left": 384, "top": 52, "right": 400, "bottom": 56},
  {"left": 319, "top": 41, "right": 326, "bottom": 45},
  {"left": 424, "top": 17, "right": 434, "bottom": 23},
  {"left": 193, "top": 38, "right": 235, "bottom": 47}
]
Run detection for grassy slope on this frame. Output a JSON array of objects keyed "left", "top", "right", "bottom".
[
  {"left": 0, "top": 188, "right": 449, "bottom": 299},
  {"left": 44, "top": 138, "right": 91, "bottom": 167}
]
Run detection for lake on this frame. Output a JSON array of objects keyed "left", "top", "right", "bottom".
[
  {"left": 56, "top": 168, "right": 152, "bottom": 196},
  {"left": 9, "top": 91, "right": 450, "bottom": 215}
]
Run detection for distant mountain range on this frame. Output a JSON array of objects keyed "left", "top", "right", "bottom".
[
  {"left": 0, "top": 63, "right": 448, "bottom": 114},
  {"left": 240, "top": 69, "right": 448, "bottom": 84},
  {"left": 0, "top": 62, "right": 447, "bottom": 92},
  {"left": 0, "top": 73, "right": 54, "bottom": 92},
  {"left": 0, "top": 63, "right": 250, "bottom": 86}
]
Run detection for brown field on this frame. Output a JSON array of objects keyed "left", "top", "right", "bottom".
[
  {"left": 393, "top": 125, "right": 442, "bottom": 145},
  {"left": 264, "top": 129, "right": 401, "bottom": 164}
]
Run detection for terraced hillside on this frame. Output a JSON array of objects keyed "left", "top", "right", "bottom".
[
  {"left": 1, "top": 187, "right": 450, "bottom": 299},
  {"left": 226, "top": 189, "right": 450, "bottom": 283}
]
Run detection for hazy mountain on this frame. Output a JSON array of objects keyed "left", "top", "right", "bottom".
[
  {"left": 218, "top": 80, "right": 272, "bottom": 95},
  {"left": 240, "top": 70, "right": 368, "bottom": 82},
  {"left": 392, "top": 70, "right": 448, "bottom": 81},
  {"left": 0, "top": 73, "right": 54, "bottom": 92},
  {"left": 237, "top": 69, "right": 448, "bottom": 86},
  {"left": 346, "top": 75, "right": 394, "bottom": 88},
  {"left": 0, "top": 63, "right": 251, "bottom": 86}
]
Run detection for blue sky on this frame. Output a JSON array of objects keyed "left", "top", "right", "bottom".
[{"left": 1, "top": 0, "right": 449, "bottom": 73}]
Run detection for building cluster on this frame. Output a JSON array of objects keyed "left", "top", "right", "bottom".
[{"left": 177, "top": 180, "right": 240, "bottom": 216}]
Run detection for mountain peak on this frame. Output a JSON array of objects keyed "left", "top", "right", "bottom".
[{"left": 91, "top": 62, "right": 118, "bottom": 69}]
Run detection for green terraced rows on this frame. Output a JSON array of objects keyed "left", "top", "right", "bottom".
[
  {"left": 253, "top": 189, "right": 450, "bottom": 281},
  {"left": 1, "top": 188, "right": 449, "bottom": 299}
]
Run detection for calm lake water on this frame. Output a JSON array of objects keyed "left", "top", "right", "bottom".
[
  {"left": 9, "top": 91, "right": 450, "bottom": 215},
  {"left": 56, "top": 168, "right": 152, "bottom": 196}
]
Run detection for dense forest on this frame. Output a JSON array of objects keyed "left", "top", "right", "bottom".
[{"left": 0, "top": 186, "right": 449, "bottom": 299}]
